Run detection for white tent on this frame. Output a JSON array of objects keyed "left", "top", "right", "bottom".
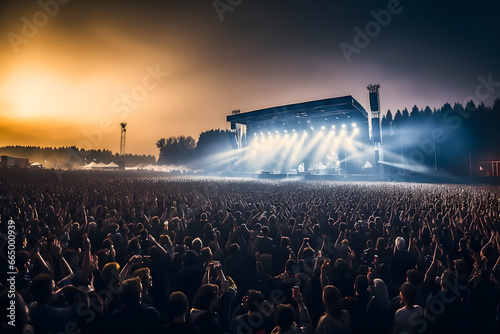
[
  {"left": 106, "top": 162, "right": 119, "bottom": 168},
  {"left": 362, "top": 161, "right": 373, "bottom": 169},
  {"left": 83, "top": 161, "right": 97, "bottom": 169},
  {"left": 94, "top": 162, "right": 108, "bottom": 168},
  {"left": 158, "top": 164, "right": 173, "bottom": 171}
]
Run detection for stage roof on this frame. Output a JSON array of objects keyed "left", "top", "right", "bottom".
[{"left": 227, "top": 95, "right": 367, "bottom": 126}]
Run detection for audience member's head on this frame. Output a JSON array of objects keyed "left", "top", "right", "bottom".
[
  {"left": 193, "top": 284, "right": 219, "bottom": 311},
  {"left": 167, "top": 291, "right": 189, "bottom": 321},
  {"left": 372, "top": 279, "right": 390, "bottom": 308},
  {"left": 247, "top": 290, "right": 265, "bottom": 312},
  {"left": 192, "top": 238, "right": 203, "bottom": 253},
  {"left": 121, "top": 277, "right": 142, "bottom": 307},
  {"left": 275, "top": 304, "right": 295, "bottom": 332},
  {"left": 395, "top": 237, "right": 406, "bottom": 252},
  {"left": 182, "top": 250, "right": 198, "bottom": 268},
  {"left": 132, "top": 267, "right": 152, "bottom": 291},
  {"left": 31, "top": 274, "right": 55, "bottom": 305},
  {"left": 322, "top": 285, "right": 342, "bottom": 318},
  {"left": 400, "top": 282, "right": 417, "bottom": 307},
  {"left": 354, "top": 275, "right": 368, "bottom": 295}
]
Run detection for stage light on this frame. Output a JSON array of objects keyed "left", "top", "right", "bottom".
[
  {"left": 331, "top": 125, "right": 336, "bottom": 129},
  {"left": 254, "top": 133, "right": 257, "bottom": 136},
  {"left": 307, "top": 120, "right": 310, "bottom": 123},
  {"left": 292, "top": 129, "right": 296, "bottom": 132},
  {"left": 260, "top": 132, "right": 263, "bottom": 135},
  {"left": 284, "top": 130, "right": 288, "bottom": 133},
  {"left": 342, "top": 124, "right": 346, "bottom": 128},
  {"left": 321, "top": 126, "right": 325, "bottom": 130},
  {"left": 310, "top": 126, "right": 314, "bottom": 130},
  {"left": 268, "top": 132, "right": 271, "bottom": 135},
  {"left": 352, "top": 122, "right": 357, "bottom": 127},
  {"left": 275, "top": 130, "right": 279, "bottom": 133}
]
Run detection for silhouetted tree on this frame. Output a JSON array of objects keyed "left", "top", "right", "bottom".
[
  {"left": 196, "top": 129, "right": 233, "bottom": 156},
  {"left": 156, "top": 136, "right": 195, "bottom": 164}
]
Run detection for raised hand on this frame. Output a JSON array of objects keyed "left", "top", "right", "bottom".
[
  {"left": 50, "top": 239, "right": 62, "bottom": 257},
  {"left": 34, "top": 236, "right": 47, "bottom": 254},
  {"left": 292, "top": 286, "right": 304, "bottom": 304}
]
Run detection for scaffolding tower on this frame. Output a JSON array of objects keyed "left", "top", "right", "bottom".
[
  {"left": 367, "top": 84, "right": 382, "bottom": 171},
  {"left": 120, "top": 123, "right": 127, "bottom": 156}
]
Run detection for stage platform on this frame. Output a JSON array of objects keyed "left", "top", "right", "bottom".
[
  {"left": 241, "top": 172, "right": 383, "bottom": 181},
  {"left": 219, "top": 172, "right": 499, "bottom": 184}
]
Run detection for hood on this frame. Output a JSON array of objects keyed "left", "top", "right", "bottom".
[{"left": 190, "top": 308, "right": 207, "bottom": 322}]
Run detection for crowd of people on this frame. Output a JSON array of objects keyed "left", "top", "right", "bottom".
[{"left": 1, "top": 169, "right": 500, "bottom": 334}]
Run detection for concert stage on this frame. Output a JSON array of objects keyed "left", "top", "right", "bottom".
[{"left": 226, "top": 94, "right": 381, "bottom": 175}]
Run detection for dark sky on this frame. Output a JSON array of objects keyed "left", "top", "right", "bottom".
[{"left": 1, "top": 0, "right": 499, "bottom": 155}]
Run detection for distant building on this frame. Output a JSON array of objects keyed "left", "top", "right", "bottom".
[{"left": 1, "top": 155, "right": 30, "bottom": 168}]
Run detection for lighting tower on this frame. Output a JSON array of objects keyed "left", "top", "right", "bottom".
[
  {"left": 230, "top": 109, "right": 245, "bottom": 158},
  {"left": 367, "top": 84, "right": 382, "bottom": 171},
  {"left": 120, "top": 123, "right": 127, "bottom": 156}
]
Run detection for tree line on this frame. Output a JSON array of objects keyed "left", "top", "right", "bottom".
[
  {"left": 0, "top": 146, "right": 155, "bottom": 169},
  {"left": 381, "top": 98, "right": 500, "bottom": 175}
]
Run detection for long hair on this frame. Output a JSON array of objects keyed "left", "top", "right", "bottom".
[
  {"left": 323, "top": 285, "right": 342, "bottom": 319},
  {"left": 372, "top": 278, "right": 390, "bottom": 309}
]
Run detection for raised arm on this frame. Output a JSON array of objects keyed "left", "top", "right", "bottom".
[
  {"left": 424, "top": 240, "right": 441, "bottom": 284},
  {"left": 51, "top": 238, "right": 73, "bottom": 278},
  {"left": 214, "top": 262, "right": 230, "bottom": 294},
  {"left": 81, "top": 234, "right": 92, "bottom": 283},
  {"left": 320, "top": 258, "right": 331, "bottom": 290},
  {"left": 119, "top": 255, "right": 143, "bottom": 281},
  {"left": 148, "top": 234, "right": 168, "bottom": 257},
  {"left": 30, "top": 237, "right": 52, "bottom": 274},
  {"left": 79, "top": 205, "right": 88, "bottom": 232}
]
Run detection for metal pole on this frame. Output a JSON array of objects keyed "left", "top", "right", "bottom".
[
  {"left": 400, "top": 130, "right": 405, "bottom": 175},
  {"left": 469, "top": 145, "right": 472, "bottom": 177},
  {"left": 344, "top": 138, "right": 347, "bottom": 174},
  {"left": 432, "top": 127, "right": 437, "bottom": 172}
]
